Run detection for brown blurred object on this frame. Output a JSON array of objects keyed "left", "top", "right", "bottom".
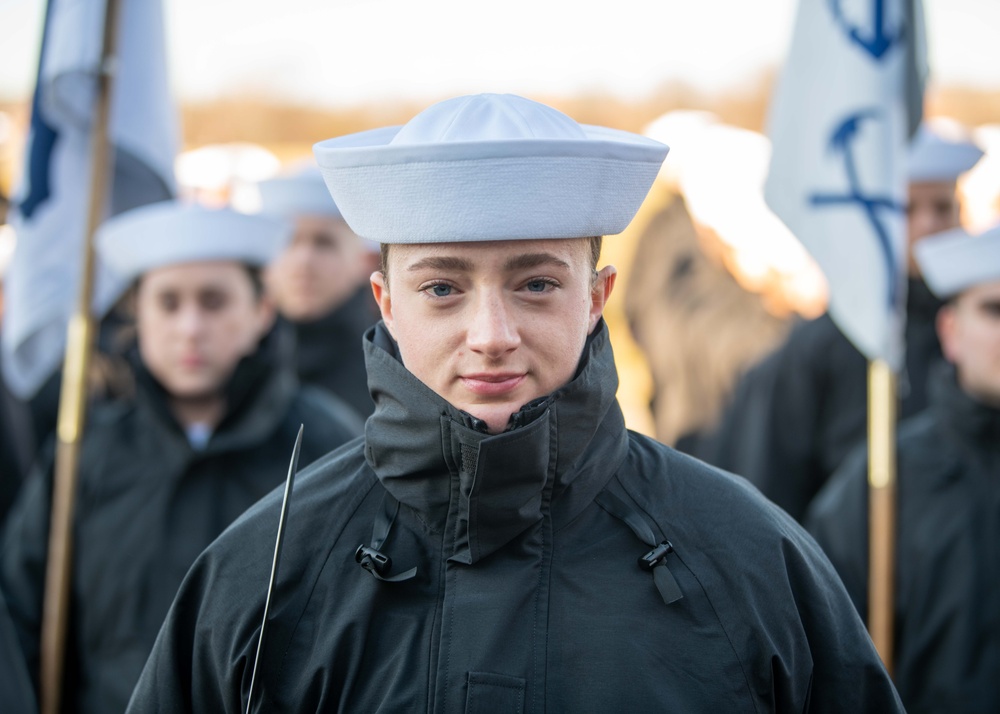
[{"left": 624, "top": 189, "right": 791, "bottom": 446}]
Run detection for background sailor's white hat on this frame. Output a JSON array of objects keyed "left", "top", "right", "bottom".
[
  {"left": 313, "top": 93, "right": 669, "bottom": 244},
  {"left": 97, "top": 200, "right": 292, "bottom": 282},
  {"left": 257, "top": 165, "right": 343, "bottom": 220},
  {"left": 915, "top": 224, "right": 1000, "bottom": 298},
  {"left": 908, "top": 120, "right": 984, "bottom": 183}
]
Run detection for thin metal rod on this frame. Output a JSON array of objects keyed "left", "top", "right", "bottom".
[
  {"left": 246, "top": 425, "right": 304, "bottom": 714},
  {"left": 867, "top": 358, "right": 897, "bottom": 675},
  {"left": 39, "top": 1, "right": 123, "bottom": 711}
]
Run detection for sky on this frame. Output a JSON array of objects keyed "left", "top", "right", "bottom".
[{"left": 1, "top": 0, "right": 999, "bottom": 107}]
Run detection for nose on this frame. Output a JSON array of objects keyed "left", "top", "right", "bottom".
[
  {"left": 176, "top": 304, "right": 207, "bottom": 340},
  {"left": 466, "top": 291, "right": 520, "bottom": 359}
]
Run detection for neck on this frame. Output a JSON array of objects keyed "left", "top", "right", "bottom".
[{"left": 169, "top": 393, "right": 226, "bottom": 431}]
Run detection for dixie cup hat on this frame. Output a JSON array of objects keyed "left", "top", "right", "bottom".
[
  {"left": 257, "top": 166, "right": 343, "bottom": 220},
  {"left": 97, "top": 201, "right": 292, "bottom": 283},
  {"left": 915, "top": 224, "right": 1000, "bottom": 298},
  {"left": 313, "top": 93, "right": 669, "bottom": 244}
]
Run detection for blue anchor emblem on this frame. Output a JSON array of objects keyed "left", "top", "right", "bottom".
[
  {"left": 828, "top": 0, "right": 904, "bottom": 61},
  {"left": 809, "top": 110, "right": 905, "bottom": 307}
]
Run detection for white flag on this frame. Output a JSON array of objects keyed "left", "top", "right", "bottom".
[
  {"left": 765, "top": 0, "right": 925, "bottom": 367},
  {"left": 2, "top": 0, "right": 178, "bottom": 398}
]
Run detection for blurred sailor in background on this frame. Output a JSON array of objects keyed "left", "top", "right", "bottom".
[
  {"left": 0, "top": 201, "right": 362, "bottom": 714},
  {"left": 807, "top": 223, "right": 1000, "bottom": 713},
  {"left": 259, "top": 167, "right": 381, "bottom": 418},
  {"left": 697, "top": 122, "right": 985, "bottom": 521}
]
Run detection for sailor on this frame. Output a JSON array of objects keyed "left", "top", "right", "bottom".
[
  {"left": 695, "top": 122, "right": 985, "bottom": 521},
  {"left": 259, "top": 167, "right": 381, "bottom": 417},
  {"left": 0, "top": 202, "right": 363, "bottom": 714},
  {"left": 127, "top": 94, "right": 900, "bottom": 713},
  {"left": 807, "top": 223, "right": 1000, "bottom": 713}
]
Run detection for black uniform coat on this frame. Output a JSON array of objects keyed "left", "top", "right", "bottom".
[
  {"left": 0, "top": 332, "right": 363, "bottom": 714},
  {"left": 0, "top": 587, "right": 36, "bottom": 714},
  {"left": 806, "top": 366, "right": 1000, "bottom": 713},
  {"left": 285, "top": 285, "right": 381, "bottom": 418},
  {"left": 699, "top": 278, "right": 944, "bottom": 521},
  {"left": 0, "top": 346, "right": 34, "bottom": 525},
  {"left": 127, "top": 322, "right": 901, "bottom": 713}
]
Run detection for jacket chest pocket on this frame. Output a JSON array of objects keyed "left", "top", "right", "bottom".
[{"left": 466, "top": 671, "right": 525, "bottom": 714}]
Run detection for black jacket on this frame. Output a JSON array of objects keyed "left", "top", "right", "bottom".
[
  {"left": 284, "top": 285, "right": 381, "bottom": 418},
  {"left": 127, "top": 321, "right": 900, "bottom": 713},
  {"left": 0, "top": 331, "right": 363, "bottom": 714},
  {"left": 0, "top": 351, "right": 33, "bottom": 525},
  {"left": 697, "top": 278, "right": 944, "bottom": 521},
  {"left": 806, "top": 366, "right": 1000, "bottom": 713}
]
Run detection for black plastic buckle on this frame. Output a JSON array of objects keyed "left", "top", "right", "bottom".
[
  {"left": 355, "top": 545, "right": 392, "bottom": 576},
  {"left": 638, "top": 540, "right": 674, "bottom": 571}
]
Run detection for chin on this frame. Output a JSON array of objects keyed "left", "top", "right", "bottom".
[{"left": 165, "top": 379, "right": 222, "bottom": 401}]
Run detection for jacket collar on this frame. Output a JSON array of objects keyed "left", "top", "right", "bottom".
[
  {"left": 931, "top": 364, "right": 1000, "bottom": 458},
  {"left": 363, "top": 319, "right": 629, "bottom": 564}
]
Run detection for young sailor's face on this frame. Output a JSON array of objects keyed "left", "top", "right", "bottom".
[
  {"left": 939, "top": 280, "right": 1000, "bottom": 407},
  {"left": 907, "top": 180, "right": 960, "bottom": 276},
  {"left": 136, "top": 261, "right": 274, "bottom": 400},
  {"left": 371, "top": 238, "right": 616, "bottom": 434},
  {"left": 266, "top": 215, "right": 367, "bottom": 321}
]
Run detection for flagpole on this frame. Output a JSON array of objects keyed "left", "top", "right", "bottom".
[
  {"left": 867, "top": 358, "right": 897, "bottom": 674},
  {"left": 40, "top": 0, "right": 123, "bottom": 710}
]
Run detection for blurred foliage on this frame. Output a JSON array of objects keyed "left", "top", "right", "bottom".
[{"left": 2, "top": 76, "right": 998, "bottom": 167}]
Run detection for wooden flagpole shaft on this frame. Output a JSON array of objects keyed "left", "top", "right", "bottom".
[
  {"left": 867, "top": 358, "right": 897, "bottom": 675},
  {"left": 40, "top": 0, "right": 123, "bottom": 711}
]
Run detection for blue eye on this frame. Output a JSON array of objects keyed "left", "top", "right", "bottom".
[
  {"left": 430, "top": 284, "right": 453, "bottom": 297},
  {"left": 526, "top": 280, "right": 550, "bottom": 292}
]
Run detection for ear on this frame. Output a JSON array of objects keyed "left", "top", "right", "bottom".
[
  {"left": 370, "top": 271, "right": 396, "bottom": 337},
  {"left": 588, "top": 265, "right": 618, "bottom": 334},
  {"left": 936, "top": 303, "right": 959, "bottom": 365},
  {"left": 254, "top": 292, "right": 278, "bottom": 339}
]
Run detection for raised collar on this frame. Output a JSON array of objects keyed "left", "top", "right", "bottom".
[
  {"left": 930, "top": 364, "right": 1000, "bottom": 458},
  {"left": 363, "top": 319, "right": 629, "bottom": 563}
]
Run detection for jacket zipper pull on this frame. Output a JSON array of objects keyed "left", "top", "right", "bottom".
[
  {"left": 355, "top": 544, "right": 417, "bottom": 583},
  {"left": 638, "top": 541, "right": 683, "bottom": 605}
]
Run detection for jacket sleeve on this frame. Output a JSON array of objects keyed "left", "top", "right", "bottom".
[{"left": 776, "top": 525, "right": 900, "bottom": 713}]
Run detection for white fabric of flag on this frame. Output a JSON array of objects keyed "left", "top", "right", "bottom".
[
  {"left": 765, "top": 0, "right": 924, "bottom": 367},
  {"left": 2, "top": 0, "right": 177, "bottom": 398}
]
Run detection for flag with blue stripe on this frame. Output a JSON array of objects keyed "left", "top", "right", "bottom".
[
  {"left": 765, "top": 0, "right": 926, "bottom": 366},
  {"left": 2, "top": 0, "right": 178, "bottom": 398}
]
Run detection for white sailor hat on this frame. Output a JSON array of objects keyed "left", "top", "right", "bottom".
[
  {"left": 313, "top": 93, "right": 669, "bottom": 244},
  {"left": 915, "top": 224, "right": 1000, "bottom": 299},
  {"left": 257, "top": 166, "right": 343, "bottom": 220},
  {"left": 97, "top": 201, "right": 292, "bottom": 283},
  {"left": 908, "top": 121, "right": 984, "bottom": 183}
]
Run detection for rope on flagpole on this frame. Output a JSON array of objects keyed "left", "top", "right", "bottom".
[{"left": 40, "top": 0, "right": 123, "bottom": 711}]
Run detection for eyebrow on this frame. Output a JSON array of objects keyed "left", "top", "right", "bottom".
[
  {"left": 503, "top": 252, "right": 572, "bottom": 272},
  {"left": 406, "top": 256, "right": 476, "bottom": 273},
  {"left": 404, "top": 252, "right": 572, "bottom": 274}
]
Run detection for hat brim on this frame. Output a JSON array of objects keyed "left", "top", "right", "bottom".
[
  {"left": 97, "top": 202, "right": 291, "bottom": 283},
  {"left": 915, "top": 227, "right": 1000, "bottom": 298},
  {"left": 314, "top": 125, "right": 668, "bottom": 243}
]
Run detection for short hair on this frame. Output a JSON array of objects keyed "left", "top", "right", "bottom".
[{"left": 379, "top": 236, "right": 603, "bottom": 287}]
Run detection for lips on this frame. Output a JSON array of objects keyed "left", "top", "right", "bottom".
[
  {"left": 179, "top": 355, "right": 207, "bottom": 369},
  {"left": 460, "top": 372, "right": 526, "bottom": 397}
]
